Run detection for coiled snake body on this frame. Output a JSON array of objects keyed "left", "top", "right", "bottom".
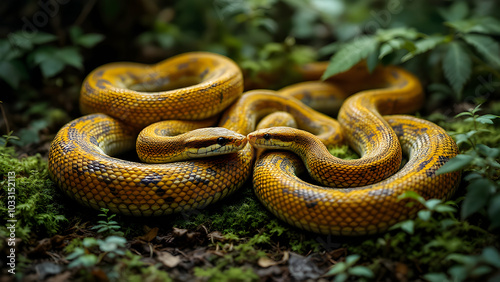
[{"left": 48, "top": 52, "right": 460, "bottom": 235}]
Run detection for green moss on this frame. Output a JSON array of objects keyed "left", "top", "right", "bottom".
[
  {"left": 329, "top": 144, "right": 359, "bottom": 159},
  {"left": 194, "top": 266, "right": 259, "bottom": 282},
  {"left": 0, "top": 146, "right": 67, "bottom": 245}
]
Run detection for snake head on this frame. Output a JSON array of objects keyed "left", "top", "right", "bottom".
[
  {"left": 247, "top": 127, "right": 297, "bottom": 149},
  {"left": 184, "top": 127, "right": 247, "bottom": 158}
]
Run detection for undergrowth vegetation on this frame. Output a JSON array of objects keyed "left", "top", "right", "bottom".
[{"left": 1, "top": 0, "right": 499, "bottom": 281}]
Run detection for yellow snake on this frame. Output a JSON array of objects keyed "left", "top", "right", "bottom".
[{"left": 48, "top": 52, "right": 461, "bottom": 235}]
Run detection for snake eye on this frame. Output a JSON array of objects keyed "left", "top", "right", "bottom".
[
  {"left": 217, "top": 137, "right": 228, "bottom": 146},
  {"left": 263, "top": 133, "right": 271, "bottom": 140}
]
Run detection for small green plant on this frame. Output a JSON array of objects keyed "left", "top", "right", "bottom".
[
  {"left": 321, "top": 1, "right": 500, "bottom": 99},
  {"left": 437, "top": 105, "right": 500, "bottom": 229},
  {"left": 194, "top": 266, "right": 259, "bottom": 282},
  {"left": 324, "top": 254, "right": 374, "bottom": 282},
  {"left": 391, "top": 191, "right": 458, "bottom": 235},
  {"left": 66, "top": 236, "right": 127, "bottom": 268},
  {"left": 91, "top": 208, "right": 124, "bottom": 236},
  {"left": 424, "top": 247, "right": 500, "bottom": 282},
  {"left": 2, "top": 27, "right": 104, "bottom": 88}
]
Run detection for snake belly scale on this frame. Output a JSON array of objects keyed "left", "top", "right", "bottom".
[{"left": 48, "top": 52, "right": 461, "bottom": 235}]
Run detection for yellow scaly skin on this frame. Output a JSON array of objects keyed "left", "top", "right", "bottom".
[
  {"left": 49, "top": 52, "right": 252, "bottom": 216},
  {"left": 250, "top": 116, "right": 460, "bottom": 235},
  {"left": 248, "top": 65, "right": 461, "bottom": 235},
  {"left": 48, "top": 53, "right": 460, "bottom": 236}
]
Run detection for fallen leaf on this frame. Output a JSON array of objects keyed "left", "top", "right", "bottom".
[
  {"left": 208, "top": 231, "right": 226, "bottom": 242},
  {"left": 157, "top": 251, "right": 181, "bottom": 268},
  {"left": 258, "top": 251, "right": 290, "bottom": 268},
  {"left": 258, "top": 256, "right": 280, "bottom": 268},
  {"left": 137, "top": 227, "right": 159, "bottom": 242}
]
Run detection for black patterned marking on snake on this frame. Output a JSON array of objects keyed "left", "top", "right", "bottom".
[
  {"left": 164, "top": 196, "right": 175, "bottom": 203},
  {"left": 392, "top": 124, "right": 404, "bottom": 136},
  {"left": 366, "top": 131, "right": 376, "bottom": 144},
  {"left": 417, "top": 158, "right": 433, "bottom": 171},
  {"left": 177, "top": 63, "right": 189, "bottom": 70},
  {"left": 89, "top": 136, "right": 98, "bottom": 146},
  {"left": 199, "top": 68, "right": 209, "bottom": 78},
  {"left": 368, "top": 188, "right": 394, "bottom": 197},
  {"left": 84, "top": 82, "right": 97, "bottom": 96},
  {"left": 140, "top": 172, "right": 163, "bottom": 186},
  {"left": 306, "top": 201, "right": 318, "bottom": 208},
  {"left": 438, "top": 155, "right": 450, "bottom": 165},
  {"left": 155, "top": 187, "right": 166, "bottom": 196},
  {"left": 189, "top": 173, "right": 210, "bottom": 185},
  {"left": 206, "top": 168, "right": 217, "bottom": 176},
  {"left": 61, "top": 141, "right": 76, "bottom": 153},
  {"left": 300, "top": 90, "right": 313, "bottom": 105},
  {"left": 72, "top": 163, "right": 83, "bottom": 176},
  {"left": 109, "top": 187, "right": 119, "bottom": 196},
  {"left": 94, "top": 70, "right": 104, "bottom": 78},
  {"left": 96, "top": 79, "right": 112, "bottom": 89},
  {"left": 67, "top": 128, "right": 79, "bottom": 141},
  {"left": 87, "top": 160, "right": 112, "bottom": 183}
]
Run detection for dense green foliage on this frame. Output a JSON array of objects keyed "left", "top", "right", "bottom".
[{"left": 1, "top": 0, "right": 499, "bottom": 281}]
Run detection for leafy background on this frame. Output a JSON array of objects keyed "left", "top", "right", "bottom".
[{"left": 0, "top": 0, "right": 499, "bottom": 281}]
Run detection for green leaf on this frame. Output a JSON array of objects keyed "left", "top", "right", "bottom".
[
  {"left": 66, "top": 248, "right": 85, "bottom": 260},
  {"left": 488, "top": 194, "right": 500, "bottom": 229},
  {"left": 423, "top": 272, "right": 450, "bottom": 282},
  {"left": 30, "top": 32, "right": 58, "bottom": 45},
  {"left": 326, "top": 262, "right": 347, "bottom": 276},
  {"left": 345, "top": 254, "right": 360, "bottom": 266},
  {"left": 75, "top": 33, "right": 105, "bottom": 48},
  {"left": 348, "top": 266, "right": 374, "bottom": 278},
  {"left": 455, "top": 111, "right": 474, "bottom": 118},
  {"left": 439, "top": 1, "right": 468, "bottom": 22},
  {"left": 448, "top": 265, "right": 467, "bottom": 282},
  {"left": 55, "top": 47, "right": 83, "bottom": 69},
  {"left": 418, "top": 210, "right": 431, "bottom": 221},
  {"left": 471, "top": 266, "right": 493, "bottom": 277},
  {"left": 482, "top": 247, "right": 500, "bottom": 268},
  {"left": 68, "top": 254, "right": 98, "bottom": 268},
  {"left": 318, "top": 41, "right": 342, "bottom": 56},
  {"left": 398, "top": 191, "right": 425, "bottom": 205},
  {"left": 461, "top": 179, "right": 492, "bottom": 219},
  {"left": 375, "top": 27, "right": 419, "bottom": 42},
  {"left": 434, "top": 204, "right": 457, "bottom": 214},
  {"left": 334, "top": 272, "right": 348, "bottom": 282},
  {"left": 401, "top": 35, "right": 446, "bottom": 62},
  {"left": 476, "top": 144, "right": 500, "bottom": 158},
  {"left": 366, "top": 49, "right": 379, "bottom": 72},
  {"left": 0, "top": 40, "right": 23, "bottom": 61},
  {"left": 462, "top": 34, "right": 500, "bottom": 67},
  {"left": 442, "top": 41, "right": 472, "bottom": 95},
  {"left": 379, "top": 38, "right": 416, "bottom": 59},
  {"left": 39, "top": 58, "right": 65, "bottom": 78},
  {"left": 391, "top": 219, "right": 414, "bottom": 234},
  {"left": 322, "top": 36, "right": 377, "bottom": 80},
  {"left": 424, "top": 199, "right": 443, "bottom": 210},
  {"left": 0, "top": 60, "right": 27, "bottom": 89},
  {"left": 446, "top": 17, "right": 500, "bottom": 35},
  {"left": 436, "top": 154, "right": 474, "bottom": 175},
  {"left": 82, "top": 237, "right": 98, "bottom": 247}
]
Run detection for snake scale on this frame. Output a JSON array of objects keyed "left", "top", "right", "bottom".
[{"left": 48, "top": 52, "right": 461, "bottom": 235}]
